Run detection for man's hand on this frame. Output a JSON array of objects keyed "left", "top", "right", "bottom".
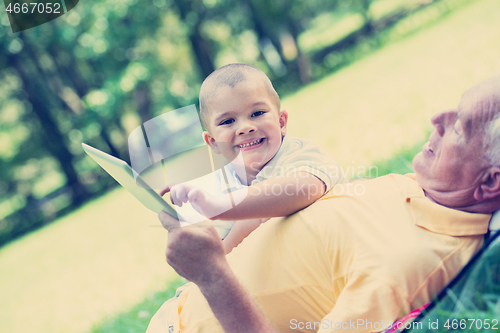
[
  {"left": 169, "top": 183, "right": 223, "bottom": 220},
  {"left": 159, "top": 211, "right": 276, "bottom": 333},
  {"left": 159, "top": 211, "right": 227, "bottom": 285}
]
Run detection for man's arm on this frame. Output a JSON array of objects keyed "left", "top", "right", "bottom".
[
  {"left": 170, "top": 172, "right": 326, "bottom": 221},
  {"left": 159, "top": 212, "right": 276, "bottom": 333}
]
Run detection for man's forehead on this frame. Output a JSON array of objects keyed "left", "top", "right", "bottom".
[
  {"left": 462, "top": 79, "right": 500, "bottom": 116},
  {"left": 456, "top": 107, "right": 472, "bottom": 140}
]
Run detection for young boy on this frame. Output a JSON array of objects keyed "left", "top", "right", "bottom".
[{"left": 167, "top": 64, "right": 345, "bottom": 253}]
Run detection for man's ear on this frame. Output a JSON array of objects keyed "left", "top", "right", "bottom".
[
  {"left": 279, "top": 110, "right": 288, "bottom": 137},
  {"left": 202, "top": 131, "right": 221, "bottom": 154},
  {"left": 475, "top": 166, "right": 500, "bottom": 200}
]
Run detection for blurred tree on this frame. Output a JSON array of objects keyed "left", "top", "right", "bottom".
[
  {"left": 352, "top": 0, "right": 374, "bottom": 34},
  {"left": 0, "top": 0, "right": 204, "bottom": 244},
  {"left": 172, "top": 0, "right": 215, "bottom": 78},
  {"left": 6, "top": 37, "right": 90, "bottom": 205},
  {"left": 0, "top": 0, "right": 438, "bottom": 246},
  {"left": 239, "top": 0, "right": 342, "bottom": 85}
]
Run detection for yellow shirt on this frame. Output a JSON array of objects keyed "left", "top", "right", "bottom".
[{"left": 169, "top": 174, "right": 491, "bottom": 332}]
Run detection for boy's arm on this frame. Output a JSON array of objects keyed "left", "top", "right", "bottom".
[
  {"left": 223, "top": 218, "right": 267, "bottom": 254},
  {"left": 170, "top": 172, "right": 326, "bottom": 220},
  {"left": 217, "top": 172, "right": 325, "bottom": 220}
]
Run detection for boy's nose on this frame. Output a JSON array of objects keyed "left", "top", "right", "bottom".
[{"left": 237, "top": 121, "right": 256, "bottom": 135}]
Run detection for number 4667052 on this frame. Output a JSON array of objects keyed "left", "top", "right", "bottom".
[
  {"left": 444, "top": 319, "right": 498, "bottom": 330},
  {"left": 6, "top": 2, "right": 61, "bottom": 14}
]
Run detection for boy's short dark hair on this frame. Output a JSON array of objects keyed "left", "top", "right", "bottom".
[{"left": 199, "top": 64, "right": 280, "bottom": 131}]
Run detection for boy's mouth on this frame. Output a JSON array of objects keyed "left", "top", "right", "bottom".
[{"left": 237, "top": 138, "right": 264, "bottom": 148}]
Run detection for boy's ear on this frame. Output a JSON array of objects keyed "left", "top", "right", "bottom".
[
  {"left": 475, "top": 166, "right": 500, "bottom": 200},
  {"left": 202, "top": 131, "right": 221, "bottom": 154},
  {"left": 279, "top": 110, "right": 288, "bottom": 137}
]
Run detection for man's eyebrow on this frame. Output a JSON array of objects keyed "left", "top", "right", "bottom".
[{"left": 457, "top": 108, "right": 472, "bottom": 140}]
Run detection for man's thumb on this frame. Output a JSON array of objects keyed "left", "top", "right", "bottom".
[{"left": 158, "top": 211, "right": 181, "bottom": 231}]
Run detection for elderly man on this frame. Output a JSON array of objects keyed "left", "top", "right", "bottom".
[{"left": 148, "top": 75, "right": 500, "bottom": 333}]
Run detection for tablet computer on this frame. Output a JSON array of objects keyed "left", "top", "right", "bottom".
[{"left": 82, "top": 143, "right": 178, "bottom": 218}]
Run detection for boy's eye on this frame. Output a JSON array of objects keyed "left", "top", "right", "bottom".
[
  {"left": 219, "top": 118, "right": 234, "bottom": 126},
  {"left": 252, "top": 111, "right": 265, "bottom": 117}
]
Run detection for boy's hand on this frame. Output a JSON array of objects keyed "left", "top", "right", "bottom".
[
  {"left": 170, "top": 183, "right": 222, "bottom": 220},
  {"left": 159, "top": 184, "right": 175, "bottom": 197}
]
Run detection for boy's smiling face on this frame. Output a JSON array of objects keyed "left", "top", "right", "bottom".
[{"left": 203, "top": 77, "right": 287, "bottom": 180}]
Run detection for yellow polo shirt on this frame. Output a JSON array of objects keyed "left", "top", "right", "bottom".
[{"left": 164, "top": 174, "right": 490, "bottom": 333}]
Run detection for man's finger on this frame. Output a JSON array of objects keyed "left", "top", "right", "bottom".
[{"left": 158, "top": 211, "right": 181, "bottom": 231}]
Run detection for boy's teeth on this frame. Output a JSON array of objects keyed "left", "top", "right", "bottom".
[{"left": 239, "top": 139, "right": 262, "bottom": 148}]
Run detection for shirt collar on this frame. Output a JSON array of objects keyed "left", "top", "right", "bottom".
[
  {"left": 221, "top": 163, "right": 246, "bottom": 193},
  {"left": 399, "top": 174, "right": 490, "bottom": 237},
  {"left": 489, "top": 210, "right": 500, "bottom": 232}
]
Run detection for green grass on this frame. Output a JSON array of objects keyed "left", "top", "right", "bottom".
[
  {"left": 370, "top": 136, "right": 428, "bottom": 178},
  {"left": 0, "top": 188, "right": 178, "bottom": 333},
  {"left": 90, "top": 277, "right": 186, "bottom": 333},
  {"left": 284, "top": 0, "right": 500, "bottom": 177},
  {"left": 348, "top": 137, "right": 426, "bottom": 180},
  {"left": 299, "top": 13, "right": 365, "bottom": 53},
  {"left": 298, "top": 0, "right": 429, "bottom": 54},
  {"left": 2, "top": 0, "right": 500, "bottom": 332}
]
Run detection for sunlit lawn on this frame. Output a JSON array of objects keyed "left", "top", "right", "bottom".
[
  {"left": 2, "top": 0, "right": 500, "bottom": 332},
  {"left": 0, "top": 190, "right": 178, "bottom": 333}
]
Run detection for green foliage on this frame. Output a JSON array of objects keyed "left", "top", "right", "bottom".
[{"left": 0, "top": 0, "right": 480, "bottom": 245}]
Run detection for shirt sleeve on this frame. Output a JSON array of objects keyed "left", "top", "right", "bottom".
[
  {"left": 318, "top": 271, "right": 410, "bottom": 333},
  {"left": 282, "top": 139, "right": 346, "bottom": 193}
]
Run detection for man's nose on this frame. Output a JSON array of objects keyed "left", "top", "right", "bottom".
[{"left": 431, "top": 110, "right": 457, "bottom": 136}]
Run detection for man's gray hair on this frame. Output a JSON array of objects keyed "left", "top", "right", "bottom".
[{"left": 484, "top": 114, "right": 500, "bottom": 166}]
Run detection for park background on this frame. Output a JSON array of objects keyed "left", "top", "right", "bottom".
[{"left": 1, "top": 0, "right": 500, "bottom": 332}]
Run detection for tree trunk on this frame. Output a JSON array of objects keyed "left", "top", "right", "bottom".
[
  {"left": 240, "top": 0, "right": 288, "bottom": 74},
  {"left": 285, "top": 16, "right": 312, "bottom": 84},
  {"left": 46, "top": 44, "right": 125, "bottom": 159},
  {"left": 7, "top": 50, "right": 90, "bottom": 205},
  {"left": 134, "top": 82, "right": 153, "bottom": 124},
  {"left": 174, "top": 0, "right": 215, "bottom": 78}
]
